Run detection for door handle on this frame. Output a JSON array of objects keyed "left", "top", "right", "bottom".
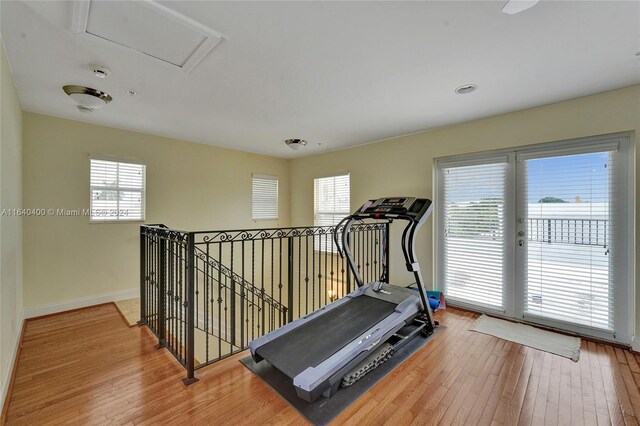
[{"left": 518, "top": 239, "right": 524, "bottom": 247}]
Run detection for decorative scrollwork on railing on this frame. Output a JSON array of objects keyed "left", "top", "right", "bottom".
[
  {"left": 167, "top": 230, "right": 189, "bottom": 243},
  {"left": 192, "top": 221, "right": 389, "bottom": 244},
  {"left": 141, "top": 225, "right": 189, "bottom": 243}
]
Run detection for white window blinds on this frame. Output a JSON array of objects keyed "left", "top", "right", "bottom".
[
  {"left": 314, "top": 174, "right": 350, "bottom": 252},
  {"left": 90, "top": 158, "right": 145, "bottom": 222},
  {"left": 314, "top": 174, "right": 350, "bottom": 227},
  {"left": 520, "top": 145, "right": 621, "bottom": 331},
  {"left": 252, "top": 174, "right": 279, "bottom": 220},
  {"left": 440, "top": 159, "right": 507, "bottom": 310}
]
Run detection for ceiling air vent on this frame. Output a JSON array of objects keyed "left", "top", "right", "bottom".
[{"left": 71, "top": 0, "right": 223, "bottom": 73}]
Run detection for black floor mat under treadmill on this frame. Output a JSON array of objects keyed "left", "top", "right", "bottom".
[{"left": 241, "top": 325, "right": 444, "bottom": 426}]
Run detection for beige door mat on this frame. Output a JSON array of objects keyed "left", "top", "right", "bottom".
[{"left": 471, "top": 314, "right": 581, "bottom": 361}]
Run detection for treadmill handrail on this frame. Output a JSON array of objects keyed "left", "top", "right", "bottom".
[
  {"left": 341, "top": 217, "right": 364, "bottom": 288},
  {"left": 333, "top": 215, "right": 351, "bottom": 259},
  {"left": 400, "top": 220, "right": 414, "bottom": 270},
  {"left": 333, "top": 203, "right": 435, "bottom": 330}
]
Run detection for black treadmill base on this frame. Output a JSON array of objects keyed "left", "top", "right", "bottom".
[{"left": 240, "top": 325, "right": 444, "bottom": 426}]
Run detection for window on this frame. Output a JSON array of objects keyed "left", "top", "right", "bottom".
[
  {"left": 314, "top": 174, "right": 350, "bottom": 251},
  {"left": 90, "top": 158, "right": 145, "bottom": 222},
  {"left": 438, "top": 158, "right": 508, "bottom": 311},
  {"left": 518, "top": 144, "right": 626, "bottom": 332},
  {"left": 252, "top": 174, "right": 278, "bottom": 220}
]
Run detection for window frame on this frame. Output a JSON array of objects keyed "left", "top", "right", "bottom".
[
  {"left": 251, "top": 173, "right": 279, "bottom": 221},
  {"left": 89, "top": 156, "right": 146, "bottom": 224},
  {"left": 434, "top": 154, "right": 512, "bottom": 315},
  {"left": 313, "top": 173, "right": 351, "bottom": 253}
]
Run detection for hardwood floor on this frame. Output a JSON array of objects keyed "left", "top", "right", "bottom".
[{"left": 5, "top": 303, "right": 640, "bottom": 425}]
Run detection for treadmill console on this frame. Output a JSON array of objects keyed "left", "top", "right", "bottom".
[{"left": 355, "top": 197, "right": 432, "bottom": 222}]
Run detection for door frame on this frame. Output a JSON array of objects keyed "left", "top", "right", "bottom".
[
  {"left": 433, "top": 132, "right": 635, "bottom": 344},
  {"left": 433, "top": 152, "right": 515, "bottom": 316}
]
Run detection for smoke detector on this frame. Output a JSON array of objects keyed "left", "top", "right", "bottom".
[
  {"left": 285, "top": 139, "right": 308, "bottom": 150},
  {"left": 63, "top": 85, "right": 112, "bottom": 110},
  {"left": 91, "top": 65, "right": 110, "bottom": 78}
]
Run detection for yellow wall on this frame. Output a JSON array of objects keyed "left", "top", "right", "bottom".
[
  {"left": 18, "top": 83, "right": 640, "bottom": 337},
  {"left": 22, "top": 113, "right": 291, "bottom": 310},
  {"left": 290, "top": 85, "right": 639, "bottom": 332},
  {"left": 0, "top": 40, "right": 23, "bottom": 401}
]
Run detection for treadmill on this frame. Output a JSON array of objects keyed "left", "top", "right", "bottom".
[{"left": 249, "top": 197, "right": 437, "bottom": 402}]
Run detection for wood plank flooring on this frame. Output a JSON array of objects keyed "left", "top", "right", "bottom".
[{"left": 5, "top": 303, "right": 640, "bottom": 425}]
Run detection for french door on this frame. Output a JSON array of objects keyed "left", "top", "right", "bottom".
[{"left": 436, "top": 135, "right": 631, "bottom": 342}]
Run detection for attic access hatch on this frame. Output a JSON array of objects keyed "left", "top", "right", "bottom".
[{"left": 71, "top": 0, "right": 223, "bottom": 73}]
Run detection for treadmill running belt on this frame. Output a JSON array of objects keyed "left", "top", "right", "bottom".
[{"left": 256, "top": 295, "right": 397, "bottom": 379}]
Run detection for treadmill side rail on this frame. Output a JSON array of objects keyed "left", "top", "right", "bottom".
[{"left": 292, "top": 289, "right": 421, "bottom": 401}]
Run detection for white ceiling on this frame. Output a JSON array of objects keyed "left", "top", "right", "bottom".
[{"left": 1, "top": 1, "right": 639, "bottom": 158}]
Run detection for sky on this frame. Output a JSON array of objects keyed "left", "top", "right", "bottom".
[
  {"left": 445, "top": 151, "right": 611, "bottom": 204},
  {"left": 526, "top": 152, "right": 610, "bottom": 204}
]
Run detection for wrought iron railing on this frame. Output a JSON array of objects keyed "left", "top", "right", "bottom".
[
  {"left": 140, "top": 221, "right": 390, "bottom": 383},
  {"left": 527, "top": 218, "right": 608, "bottom": 247}
]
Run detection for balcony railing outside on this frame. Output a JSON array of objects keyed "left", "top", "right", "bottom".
[{"left": 528, "top": 218, "right": 607, "bottom": 247}]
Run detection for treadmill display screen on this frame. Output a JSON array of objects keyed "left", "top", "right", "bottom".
[
  {"left": 384, "top": 198, "right": 404, "bottom": 204},
  {"left": 355, "top": 197, "right": 430, "bottom": 219}
]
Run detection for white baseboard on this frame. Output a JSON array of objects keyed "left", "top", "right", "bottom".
[
  {"left": 631, "top": 337, "right": 640, "bottom": 353},
  {"left": 197, "top": 312, "right": 220, "bottom": 335},
  {"left": 1, "top": 310, "right": 24, "bottom": 416},
  {"left": 24, "top": 288, "right": 139, "bottom": 319}
]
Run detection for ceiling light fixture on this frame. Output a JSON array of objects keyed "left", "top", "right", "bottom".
[
  {"left": 63, "top": 85, "right": 112, "bottom": 110},
  {"left": 91, "top": 65, "right": 110, "bottom": 78},
  {"left": 502, "top": 0, "right": 540, "bottom": 15},
  {"left": 77, "top": 105, "right": 94, "bottom": 113},
  {"left": 285, "top": 139, "right": 308, "bottom": 150},
  {"left": 455, "top": 84, "right": 478, "bottom": 95}
]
